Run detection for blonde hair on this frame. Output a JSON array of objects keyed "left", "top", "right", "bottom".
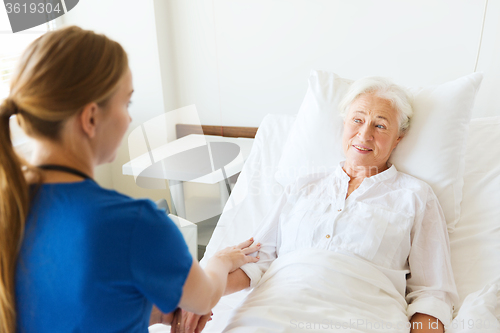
[{"left": 0, "top": 25, "right": 128, "bottom": 333}]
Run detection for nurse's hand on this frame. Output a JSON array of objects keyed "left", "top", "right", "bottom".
[
  {"left": 177, "top": 238, "right": 259, "bottom": 317},
  {"left": 210, "top": 238, "right": 260, "bottom": 273},
  {"left": 169, "top": 308, "right": 183, "bottom": 333},
  {"left": 171, "top": 309, "right": 212, "bottom": 333},
  {"left": 149, "top": 305, "right": 175, "bottom": 326}
]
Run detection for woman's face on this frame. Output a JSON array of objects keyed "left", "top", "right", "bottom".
[
  {"left": 96, "top": 68, "right": 133, "bottom": 164},
  {"left": 342, "top": 93, "right": 402, "bottom": 172}
]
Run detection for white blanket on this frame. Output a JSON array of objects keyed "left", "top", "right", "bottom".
[{"left": 220, "top": 249, "right": 409, "bottom": 333}]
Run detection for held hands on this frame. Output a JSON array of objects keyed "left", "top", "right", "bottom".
[
  {"left": 211, "top": 238, "right": 261, "bottom": 273},
  {"left": 166, "top": 238, "right": 260, "bottom": 332},
  {"left": 150, "top": 307, "right": 211, "bottom": 333},
  {"left": 169, "top": 309, "right": 212, "bottom": 333},
  {"left": 149, "top": 305, "right": 175, "bottom": 327}
]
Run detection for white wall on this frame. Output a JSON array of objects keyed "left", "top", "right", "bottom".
[
  {"left": 162, "top": 0, "right": 499, "bottom": 128},
  {"left": 62, "top": 0, "right": 173, "bottom": 202},
  {"left": 474, "top": 0, "right": 500, "bottom": 118}
]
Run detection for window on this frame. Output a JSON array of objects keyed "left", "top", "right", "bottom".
[
  {"left": 0, "top": 6, "right": 57, "bottom": 155},
  {"left": 0, "top": 5, "right": 56, "bottom": 101}
]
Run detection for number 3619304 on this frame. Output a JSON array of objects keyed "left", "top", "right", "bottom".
[{"left": 5, "top": 2, "right": 62, "bottom": 14}]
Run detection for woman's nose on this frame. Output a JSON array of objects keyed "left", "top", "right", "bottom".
[{"left": 357, "top": 125, "right": 373, "bottom": 141}]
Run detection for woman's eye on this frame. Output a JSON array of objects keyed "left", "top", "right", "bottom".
[
  {"left": 353, "top": 119, "right": 361, "bottom": 123},
  {"left": 376, "top": 124, "right": 386, "bottom": 129}
]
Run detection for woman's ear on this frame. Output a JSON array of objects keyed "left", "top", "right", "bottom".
[
  {"left": 393, "top": 133, "right": 404, "bottom": 149},
  {"left": 79, "top": 102, "right": 100, "bottom": 138}
]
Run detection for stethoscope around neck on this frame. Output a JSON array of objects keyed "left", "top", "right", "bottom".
[{"left": 37, "top": 164, "right": 94, "bottom": 181}]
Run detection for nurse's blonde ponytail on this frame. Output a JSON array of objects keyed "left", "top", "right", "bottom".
[
  {"left": 0, "top": 26, "right": 128, "bottom": 333},
  {"left": 0, "top": 99, "right": 30, "bottom": 333}
]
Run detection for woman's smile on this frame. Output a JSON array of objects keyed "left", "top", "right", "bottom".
[{"left": 352, "top": 144, "right": 373, "bottom": 153}]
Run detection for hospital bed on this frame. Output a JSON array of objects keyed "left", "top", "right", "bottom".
[{"left": 150, "top": 71, "right": 500, "bottom": 332}]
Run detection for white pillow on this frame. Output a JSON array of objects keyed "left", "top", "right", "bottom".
[
  {"left": 446, "top": 284, "right": 500, "bottom": 333},
  {"left": 450, "top": 116, "right": 500, "bottom": 314},
  {"left": 202, "top": 114, "right": 296, "bottom": 264},
  {"left": 275, "top": 70, "right": 483, "bottom": 231}
]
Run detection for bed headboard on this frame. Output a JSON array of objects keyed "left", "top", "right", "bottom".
[{"left": 175, "top": 124, "right": 258, "bottom": 139}]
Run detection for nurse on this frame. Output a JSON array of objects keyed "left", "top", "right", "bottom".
[{"left": 0, "top": 26, "right": 259, "bottom": 333}]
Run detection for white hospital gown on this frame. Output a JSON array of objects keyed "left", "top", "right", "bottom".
[{"left": 240, "top": 162, "right": 458, "bottom": 326}]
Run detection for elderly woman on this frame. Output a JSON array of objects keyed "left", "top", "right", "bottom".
[{"left": 179, "top": 78, "right": 457, "bottom": 333}]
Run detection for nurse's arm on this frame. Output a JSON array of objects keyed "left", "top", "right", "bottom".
[
  {"left": 178, "top": 240, "right": 259, "bottom": 315},
  {"left": 175, "top": 269, "right": 251, "bottom": 333},
  {"left": 149, "top": 305, "right": 175, "bottom": 326}
]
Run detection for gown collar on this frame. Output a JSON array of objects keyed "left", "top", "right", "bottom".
[{"left": 335, "top": 160, "right": 398, "bottom": 185}]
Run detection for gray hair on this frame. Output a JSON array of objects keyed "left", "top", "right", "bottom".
[{"left": 338, "top": 77, "right": 413, "bottom": 135}]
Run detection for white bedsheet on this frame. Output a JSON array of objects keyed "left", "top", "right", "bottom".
[
  {"left": 222, "top": 248, "right": 409, "bottom": 333},
  {"left": 450, "top": 116, "right": 500, "bottom": 319}
]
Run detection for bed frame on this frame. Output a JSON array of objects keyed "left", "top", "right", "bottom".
[{"left": 175, "top": 124, "right": 258, "bottom": 139}]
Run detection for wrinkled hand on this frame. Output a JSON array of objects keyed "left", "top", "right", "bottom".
[
  {"left": 212, "top": 238, "right": 260, "bottom": 273},
  {"left": 170, "top": 309, "right": 212, "bottom": 333}
]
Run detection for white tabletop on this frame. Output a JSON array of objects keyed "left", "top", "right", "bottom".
[{"left": 122, "top": 134, "right": 254, "bottom": 184}]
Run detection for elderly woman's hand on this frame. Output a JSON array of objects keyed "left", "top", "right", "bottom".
[{"left": 409, "top": 313, "right": 444, "bottom": 333}]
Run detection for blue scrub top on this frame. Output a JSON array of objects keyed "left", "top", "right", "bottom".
[{"left": 15, "top": 180, "right": 192, "bottom": 332}]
